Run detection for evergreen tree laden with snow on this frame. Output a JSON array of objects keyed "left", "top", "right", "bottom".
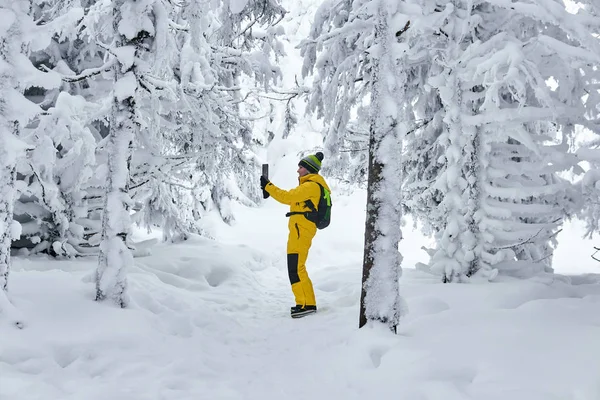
[
  {"left": 129, "top": 0, "right": 287, "bottom": 239},
  {"left": 212, "top": 0, "right": 288, "bottom": 204},
  {"left": 570, "top": 1, "right": 600, "bottom": 238},
  {"left": 17, "top": 0, "right": 288, "bottom": 256},
  {"left": 13, "top": 0, "right": 112, "bottom": 256},
  {"left": 150, "top": 0, "right": 260, "bottom": 234},
  {"left": 0, "top": 0, "right": 58, "bottom": 321},
  {"left": 400, "top": 0, "right": 595, "bottom": 281},
  {"left": 0, "top": 3, "right": 25, "bottom": 293},
  {"left": 96, "top": 0, "right": 156, "bottom": 307},
  {"left": 217, "top": 0, "right": 286, "bottom": 90},
  {"left": 302, "top": 0, "right": 407, "bottom": 332},
  {"left": 301, "top": 0, "right": 372, "bottom": 186},
  {"left": 360, "top": 2, "right": 408, "bottom": 332},
  {"left": 7, "top": 0, "right": 287, "bottom": 259}
]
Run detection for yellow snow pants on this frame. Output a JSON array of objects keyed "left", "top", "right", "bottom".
[{"left": 287, "top": 219, "right": 317, "bottom": 307}]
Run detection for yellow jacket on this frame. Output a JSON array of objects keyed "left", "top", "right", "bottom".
[{"left": 265, "top": 174, "right": 331, "bottom": 231}]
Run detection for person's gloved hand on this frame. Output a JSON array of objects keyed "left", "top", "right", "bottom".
[
  {"left": 260, "top": 175, "right": 270, "bottom": 190},
  {"left": 260, "top": 176, "right": 270, "bottom": 199}
]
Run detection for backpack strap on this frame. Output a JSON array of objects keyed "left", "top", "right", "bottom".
[
  {"left": 285, "top": 211, "right": 307, "bottom": 217},
  {"left": 285, "top": 181, "right": 321, "bottom": 218}
]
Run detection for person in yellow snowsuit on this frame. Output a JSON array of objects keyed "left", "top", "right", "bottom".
[{"left": 260, "top": 152, "right": 330, "bottom": 318}]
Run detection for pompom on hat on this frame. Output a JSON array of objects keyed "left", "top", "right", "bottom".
[{"left": 298, "top": 152, "right": 324, "bottom": 174}]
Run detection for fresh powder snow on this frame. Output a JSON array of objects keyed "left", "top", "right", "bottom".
[{"left": 2, "top": 149, "right": 600, "bottom": 400}]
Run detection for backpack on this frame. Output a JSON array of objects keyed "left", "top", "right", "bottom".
[{"left": 305, "top": 181, "right": 332, "bottom": 229}]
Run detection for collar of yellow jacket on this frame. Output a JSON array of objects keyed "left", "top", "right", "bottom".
[{"left": 299, "top": 173, "right": 318, "bottom": 184}]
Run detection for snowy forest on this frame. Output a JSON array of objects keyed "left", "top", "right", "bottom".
[
  {"left": 1, "top": 0, "right": 600, "bottom": 327},
  {"left": 2, "top": 0, "right": 600, "bottom": 398}
]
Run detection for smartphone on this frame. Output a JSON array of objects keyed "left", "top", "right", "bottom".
[{"left": 262, "top": 163, "right": 269, "bottom": 199}]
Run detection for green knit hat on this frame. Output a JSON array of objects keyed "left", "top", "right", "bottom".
[{"left": 298, "top": 152, "right": 324, "bottom": 174}]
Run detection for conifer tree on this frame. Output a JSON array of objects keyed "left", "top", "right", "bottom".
[
  {"left": 400, "top": 0, "right": 596, "bottom": 281},
  {"left": 303, "top": 0, "right": 407, "bottom": 332},
  {"left": 0, "top": 0, "right": 58, "bottom": 320},
  {"left": 95, "top": 0, "right": 155, "bottom": 307}
]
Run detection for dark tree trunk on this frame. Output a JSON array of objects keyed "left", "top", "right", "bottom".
[{"left": 359, "top": 125, "right": 385, "bottom": 329}]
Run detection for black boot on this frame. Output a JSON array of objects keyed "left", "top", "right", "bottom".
[{"left": 290, "top": 305, "right": 317, "bottom": 318}]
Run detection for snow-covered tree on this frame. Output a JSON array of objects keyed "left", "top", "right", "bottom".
[
  {"left": 11, "top": 0, "right": 110, "bottom": 256},
  {"left": 301, "top": 0, "right": 368, "bottom": 181},
  {"left": 399, "top": 0, "right": 597, "bottom": 281},
  {"left": 217, "top": 0, "right": 286, "bottom": 89},
  {"left": 95, "top": 0, "right": 157, "bottom": 307},
  {"left": 28, "top": 93, "right": 97, "bottom": 256},
  {"left": 9, "top": 0, "right": 288, "bottom": 259},
  {"left": 0, "top": 5, "right": 27, "bottom": 293},
  {"left": 93, "top": 0, "right": 289, "bottom": 304},
  {"left": 127, "top": 0, "right": 287, "bottom": 240},
  {"left": 0, "top": 0, "right": 60, "bottom": 320},
  {"left": 139, "top": 0, "right": 258, "bottom": 236},
  {"left": 212, "top": 0, "right": 288, "bottom": 200},
  {"left": 573, "top": 1, "right": 600, "bottom": 237},
  {"left": 302, "top": 0, "right": 407, "bottom": 332},
  {"left": 359, "top": 2, "right": 409, "bottom": 332}
]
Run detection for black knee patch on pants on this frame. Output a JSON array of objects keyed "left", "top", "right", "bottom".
[{"left": 287, "top": 253, "right": 300, "bottom": 284}]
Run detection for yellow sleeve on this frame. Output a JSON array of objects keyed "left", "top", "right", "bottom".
[{"left": 265, "top": 181, "right": 318, "bottom": 205}]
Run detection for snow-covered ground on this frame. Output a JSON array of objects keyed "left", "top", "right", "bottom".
[{"left": 2, "top": 150, "right": 600, "bottom": 400}]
